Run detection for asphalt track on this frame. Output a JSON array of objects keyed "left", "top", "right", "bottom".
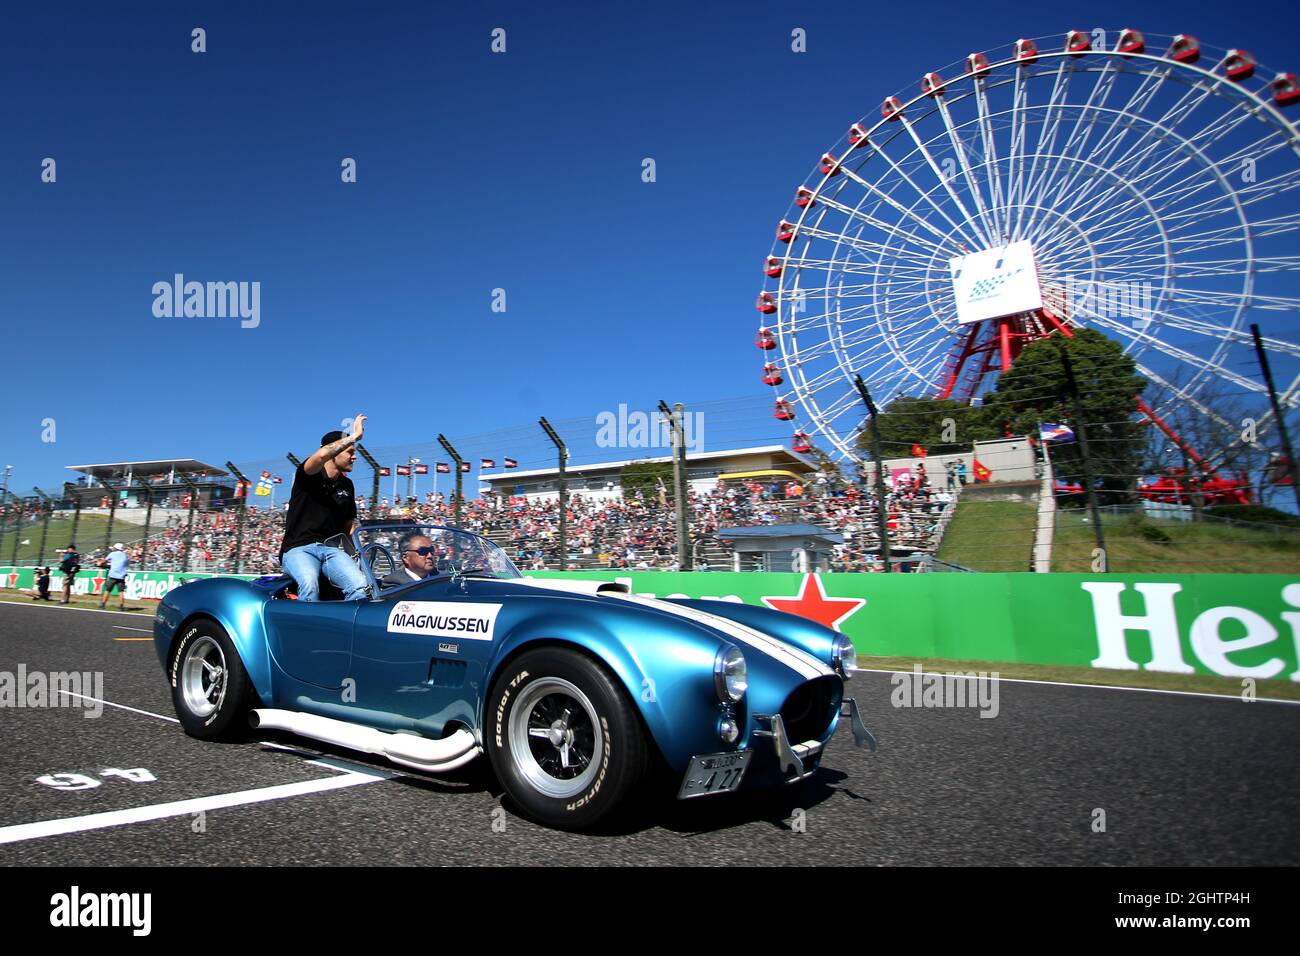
[{"left": 1, "top": 600, "right": 1297, "bottom": 866}]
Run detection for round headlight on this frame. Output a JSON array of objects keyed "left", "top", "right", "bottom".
[
  {"left": 832, "top": 633, "right": 857, "bottom": 677},
  {"left": 714, "top": 646, "right": 748, "bottom": 702}
]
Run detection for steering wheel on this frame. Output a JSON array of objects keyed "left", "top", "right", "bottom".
[{"left": 361, "top": 542, "right": 397, "bottom": 582}]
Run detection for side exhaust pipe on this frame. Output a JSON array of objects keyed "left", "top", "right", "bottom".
[{"left": 250, "top": 709, "right": 479, "bottom": 773}]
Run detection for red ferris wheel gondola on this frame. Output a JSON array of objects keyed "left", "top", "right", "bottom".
[
  {"left": 774, "top": 400, "right": 796, "bottom": 421},
  {"left": 762, "top": 362, "right": 784, "bottom": 386},
  {"left": 1065, "top": 30, "right": 1090, "bottom": 57},
  {"left": 1014, "top": 38, "right": 1038, "bottom": 65},
  {"left": 764, "top": 256, "right": 783, "bottom": 278},
  {"left": 756, "top": 292, "right": 777, "bottom": 314},
  {"left": 755, "top": 327, "right": 776, "bottom": 350},
  {"left": 1224, "top": 49, "right": 1257, "bottom": 82},
  {"left": 1274, "top": 73, "right": 1300, "bottom": 107},
  {"left": 792, "top": 430, "right": 812, "bottom": 454},
  {"left": 1168, "top": 34, "right": 1200, "bottom": 63},
  {"left": 1116, "top": 28, "right": 1145, "bottom": 56}
]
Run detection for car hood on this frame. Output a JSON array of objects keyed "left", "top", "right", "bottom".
[{"left": 489, "top": 576, "right": 835, "bottom": 682}]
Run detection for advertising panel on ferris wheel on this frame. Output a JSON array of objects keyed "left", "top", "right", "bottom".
[{"left": 948, "top": 240, "right": 1043, "bottom": 325}]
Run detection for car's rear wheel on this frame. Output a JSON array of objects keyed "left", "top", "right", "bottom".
[
  {"left": 486, "top": 647, "right": 648, "bottom": 830},
  {"left": 169, "top": 619, "right": 256, "bottom": 740}
]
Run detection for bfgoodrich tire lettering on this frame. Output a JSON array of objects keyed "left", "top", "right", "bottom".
[
  {"left": 486, "top": 647, "right": 648, "bottom": 830},
  {"left": 169, "top": 620, "right": 256, "bottom": 740}
]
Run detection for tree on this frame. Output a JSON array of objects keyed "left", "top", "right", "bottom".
[
  {"left": 856, "top": 396, "right": 1000, "bottom": 460},
  {"left": 619, "top": 461, "right": 674, "bottom": 502},
  {"left": 981, "top": 328, "right": 1147, "bottom": 497}
]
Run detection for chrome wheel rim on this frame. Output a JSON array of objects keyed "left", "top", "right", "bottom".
[
  {"left": 508, "top": 677, "right": 602, "bottom": 799},
  {"left": 181, "top": 636, "right": 227, "bottom": 719}
]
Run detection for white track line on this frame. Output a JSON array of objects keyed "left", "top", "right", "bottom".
[
  {"left": 57, "top": 691, "right": 179, "bottom": 724},
  {"left": 112, "top": 626, "right": 151, "bottom": 632},
  {"left": 0, "top": 770, "right": 390, "bottom": 845},
  {"left": 853, "top": 667, "right": 1300, "bottom": 705},
  {"left": 0, "top": 600, "right": 147, "bottom": 617}
]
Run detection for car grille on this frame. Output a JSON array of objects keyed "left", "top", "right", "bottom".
[{"left": 780, "top": 676, "right": 840, "bottom": 743}]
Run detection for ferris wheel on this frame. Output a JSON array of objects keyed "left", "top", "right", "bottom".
[{"left": 756, "top": 28, "right": 1300, "bottom": 465}]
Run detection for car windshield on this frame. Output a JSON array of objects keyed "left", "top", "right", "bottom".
[{"left": 356, "top": 524, "right": 521, "bottom": 591}]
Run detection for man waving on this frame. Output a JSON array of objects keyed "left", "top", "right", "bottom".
[{"left": 279, "top": 415, "right": 370, "bottom": 601}]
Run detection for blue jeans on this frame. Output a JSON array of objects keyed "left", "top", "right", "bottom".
[{"left": 281, "top": 543, "right": 370, "bottom": 602}]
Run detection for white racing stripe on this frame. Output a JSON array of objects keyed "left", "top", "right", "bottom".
[
  {"left": 510, "top": 577, "right": 833, "bottom": 680},
  {"left": 0, "top": 769, "right": 390, "bottom": 846},
  {"left": 612, "top": 593, "right": 834, "bottom": 681}
]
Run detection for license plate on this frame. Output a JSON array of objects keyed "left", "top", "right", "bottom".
[{"left": 677, "top": 750, "right": 753, "bottom": 799}]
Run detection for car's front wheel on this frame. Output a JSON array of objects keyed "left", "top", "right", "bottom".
[
  {"left": 486, "top": 647, "right": 648, "bottom": 830},
  {"left": 169, "top": 619, "right": 256, "bottom": 740}
]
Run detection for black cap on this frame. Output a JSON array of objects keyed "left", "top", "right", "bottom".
[{"left": 320, "top": 430, "right": 345, "bottom": 446}]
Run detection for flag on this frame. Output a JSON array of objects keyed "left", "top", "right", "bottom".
[
  {"left": 481, "top": 458, "right": 496, "bottom": 469},
  {"left": 911, "top": 444, "right": 927, "bottom": 458},
  {"left": 460, "top": 462, "right": 472, "bottom": 473},
  {"left": 1039, "top": 423, "right": 1076, "bottom": 443},
  {"left": 414, "top": 464, "right": 429, "bottom": 475},
  {"left": 973, "top": 458, "right": 992, "bottom": 482},
  {"left": 396, "top": 465, "right": 411, "bottom": 476},
  {"left": 504, "top": 457, "right": 518, "bottom": 468},
  {"left": 379, "top": 467, "right": 391, "bottom": 477},
  {"left": 436, "top": 462, "right": 450, "bottom": 474},
  {"left": 254, "top": 484, "right": 271, "bottom": 497},
  {"left": 272, "top": 475, "right": 283, "bottom": 484}
]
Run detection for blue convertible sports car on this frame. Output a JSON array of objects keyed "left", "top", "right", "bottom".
[{"left": 154, "top": 521, "right": 874, "bottom": 829}]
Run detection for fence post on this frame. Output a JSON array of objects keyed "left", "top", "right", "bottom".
[
  {"left": 139, "top": 485, "right": 154, "bottom": 570},
  {"left": 100, "top": 478, "right": 118, "bottom": 555},
  {"left": 853, "top": 375, "right": 893, "bottom": 572},
  {"left": 225, "top": 461, "right": 250, "bottom": 574},
  {"left": 5, "top": 492, "right": 21, "bottom": 566},
  {"left": 1251, "top": 324, "right": 1300, "bottom": 514},
  {"left": 1061, "top": 351, "right": 1108, "bottom": 569},
  {"left": 68, "top": 491, "right": 82, "bottom": 557},
  {"left": 32, "top": 488, "right": 52, "bottom": 568},
  {"left": 438, "top": 435, "right": 465, "bottom": 529},
  {"left": 539, "top": 417, "right": 569, "bottom": 571},
  {"left": 658, "top": 401, "right": 692, "bottom": 570},
  {"left": 179, "top": 475, "right": 200, "bottom": 573},
  {"left": 356, "top": 444, "right": 382, "bottom": 519}
]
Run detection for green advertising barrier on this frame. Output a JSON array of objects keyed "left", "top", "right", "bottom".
[
  {"left": 520, "top": 570, "right": 1300, "bottom": 681},
  {"left": 4, "top": 565, "right": 1297, "bottom": 681},
  {"left": 0, "top": 567, "right": 255, "bottom": 603}
]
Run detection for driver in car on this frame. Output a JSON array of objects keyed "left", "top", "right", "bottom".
[{"left": 381, "top": 531, "right": 437, "bottom": 588}]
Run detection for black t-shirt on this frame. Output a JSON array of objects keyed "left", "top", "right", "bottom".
[{"left": 279, "top": 464, "right": 358, "bottom": 557}]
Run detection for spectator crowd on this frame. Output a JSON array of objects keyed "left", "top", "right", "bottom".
[{"left": 98, "top": 469, "right": 956, "bottom": 574}]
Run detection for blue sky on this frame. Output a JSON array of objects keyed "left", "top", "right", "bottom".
[{"left": 2, "top": 0, "right": 1296, "bottom": 495}]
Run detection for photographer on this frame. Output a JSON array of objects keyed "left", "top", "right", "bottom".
[{"left": 58, "top": 544, "right": 81, "bottom": 604}]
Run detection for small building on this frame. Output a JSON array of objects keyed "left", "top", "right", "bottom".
[
  {"left": 63, "top": 459, "right": 235, "bottom": 513},
  {"left": 479, "top": 445, "right": 819, "bottom": 503},
  {"left": 717, "top": 524, "right": 844, "bottom": 573}
]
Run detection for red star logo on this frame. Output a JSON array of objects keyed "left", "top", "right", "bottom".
[
  {"left": 90, "top": 576, "right": 105, "bottom": 595},
  {"left": 761, "top": 574, "right": 865, "bottom": 631},
  {"left": 6, "top": 573, "right": 17, "bottom": 588}
]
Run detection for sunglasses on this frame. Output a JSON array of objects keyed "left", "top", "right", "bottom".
[{"left": 406, "top": 546, "right": 437, "bottom": 555}]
